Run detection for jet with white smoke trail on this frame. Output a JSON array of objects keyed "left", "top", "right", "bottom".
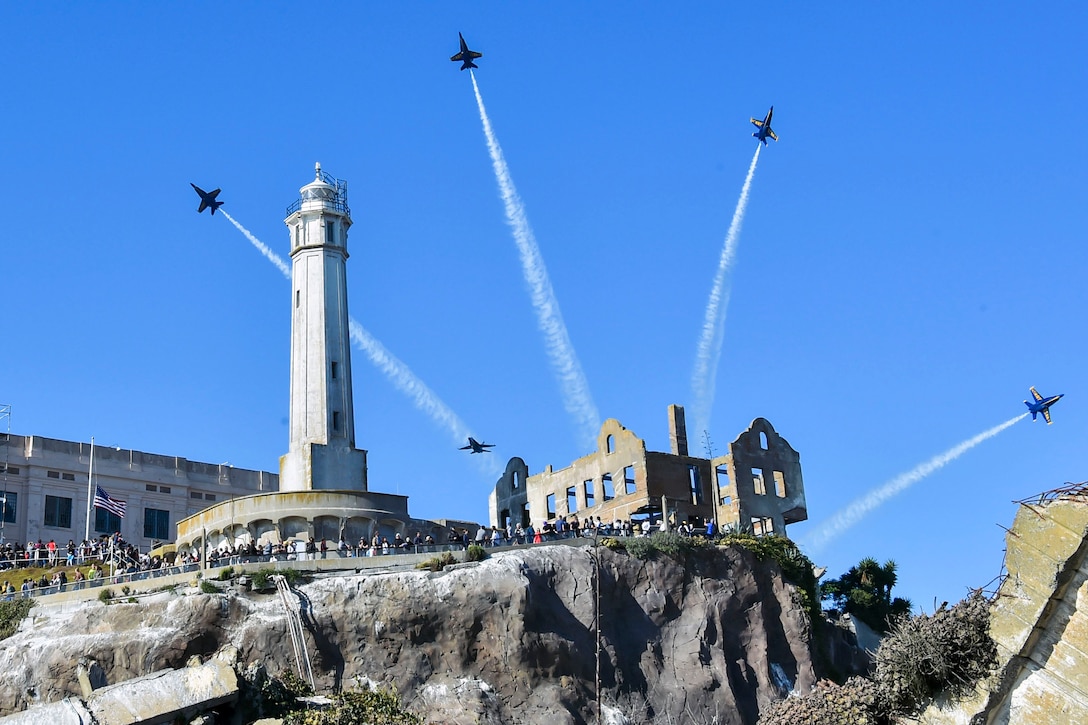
[
  {"left": 690, "top": 144, "right": 762, "bottom": 439},
  {"left": 800, "top": 413, "right": 1028, "bottom": 553},
  {"left": 470, "top": 71, "right": 601, "bottom": 450}
]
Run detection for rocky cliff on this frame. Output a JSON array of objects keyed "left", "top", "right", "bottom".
[{"left": 0, "top": 542, "right": 821, "bottom": 724}]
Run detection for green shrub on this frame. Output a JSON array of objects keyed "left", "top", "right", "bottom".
[
  {"left": 251, "top": 569, "right": 272, "bottom": 590},
  {"left": 416, "top": 552, "right": 456, "bottom": 572},
  {"left": 217, "top": 566, "right": 235, "bottom": 581},
  {"left": 200, "top": 580, "right": 219, "bottom": 594},
  {"left": 722, "top": 533, "right": 819, "bottom": 621},
  {"left": 98, "top": 588, "right": 114, "bottom": 604},
  {"left": 465, "top": 545, "right": 487, "bottom": 562},
  {"left": 120, "top": 585, "right": 131, "bottom": 596},
  {"left": 0, "top": 599, "right": 34, "bottom": 640},
  {"left": 283, "top": 685, "right": 421, "bottom": 725},
  {"left": 618, "top": 531, "right": 713, "bottom": 560}
]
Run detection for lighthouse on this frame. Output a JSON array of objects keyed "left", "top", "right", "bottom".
[{"left": 279, "top": 163, "right": 368, "bottom": 492}]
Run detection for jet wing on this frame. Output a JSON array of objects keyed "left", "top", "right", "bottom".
[
  {"left": 767, "top": 129, "right": 778, "bottom": 141},
  {"left": 1043, "top": 408, "right": 1053, "bottom": 424},
  {"left": 1030, "top": 387, "right": 1043, "bottom": 402},
  {"left": 750, "top": 118, "right": 764, "bottom": 128}
]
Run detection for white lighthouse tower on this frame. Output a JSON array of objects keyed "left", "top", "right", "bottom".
[{"left": 279, "top": 163, "right": 368, "bottom": 492}]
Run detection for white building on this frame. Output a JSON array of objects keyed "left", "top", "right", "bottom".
[{"left": 0, "top": 434, "right": 276, "bottom": 549}]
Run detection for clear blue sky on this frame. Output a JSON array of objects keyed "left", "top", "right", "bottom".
[{"left": 3, "top": 3, "right": 1086, "bottom": 610}]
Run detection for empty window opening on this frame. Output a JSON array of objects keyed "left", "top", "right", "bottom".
[
  {"left": 716, "top": 465, "right": 731, "bottom": 492},
  {"left": 546, "top": 494, "right": 556, "bottom": 519},
  {"left": 296, "top": 290, "right": 300, "bottom": 308},
  {"left": 773, "top": 471, "right": 786, "bottom": 498},
  {"left": 584, "top": 480, "right": 595, "bottom": 507},
  {"left": 500, "top": 509, "right": 510, "bottom": 529},
  {"left": 751, "top": 516, "right": 774, "bottom": 536},
  {"left": 606, "top": 435, "right": 615, "bottom": 453},
  {"left": 332, "top": 411, "right": 341, "bottom": 432},
  {"left": 566, "top": 486, "right": 578, "bottom": 514},
  {"left": 602, "top": 474, "right": 614, "bottom": 501},
  {"left": 752, "top": 468, "right": 766, "bottom": 495},
  {"left": 720, "top": 494, "right": 733, "bottom": 507},
  {"left": 759, "top": 431, "right": 769, "bottom": 450},
  {"left": 512, "top": 470, "right": 520, "bottom": 489},
  {"left": 624, "top": 466, "right": 637, "bottom": 495},
  {"left": 331, "top": 361, "right": 338, "bottom": 379},
  {"left": 689, "top": 465, "right": 704, "bottom": 505},
  {"left": 521, "top": 502, "right": 531, "bottom": 527}
]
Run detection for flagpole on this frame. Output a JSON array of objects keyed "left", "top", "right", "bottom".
[{"left": 85, "top": 437, "right": 95, "bottom": 543}]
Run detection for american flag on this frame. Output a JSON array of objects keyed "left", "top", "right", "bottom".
[{"left": 93, "top": 485, "right": 127, "bottom": 519}]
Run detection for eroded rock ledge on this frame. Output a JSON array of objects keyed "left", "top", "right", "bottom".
[{"left": 0, "top": 543, "right": 819, "bottom": 724}]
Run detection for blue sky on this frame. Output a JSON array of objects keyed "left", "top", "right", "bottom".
[{"left": 3, "top": 4, "right": 1086, "bottom": 609}]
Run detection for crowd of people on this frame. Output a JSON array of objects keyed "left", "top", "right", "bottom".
[
  {"left": 0, "top": 514, "right": 722, "bottom": 600},
  {"left": 459, "top": 515, "right": 718, "bottom": 548}
]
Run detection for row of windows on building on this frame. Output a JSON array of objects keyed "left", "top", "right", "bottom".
[
  {"left": 542, "top": 463, "right": 790, "bottom": 519},
  {"left": 34, "top": 494, "right": 171, "bottom": 539},
  {"left": 0, "top": 492, "right": 176, "bottom": 541},
  {"left": 545, "top": 466, "right": 642, "bottom": 518}
]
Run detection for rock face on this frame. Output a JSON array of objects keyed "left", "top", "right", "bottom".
[{"left": 0, "top": 543, "right": 818, "bottom": 724}]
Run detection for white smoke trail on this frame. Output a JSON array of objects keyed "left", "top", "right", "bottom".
[
  {"left": 470, "top": 71, "right": 601, "bottom": 450},
  {"left": 220, "top": 210, "right": 291, "bottom": 278},
  {"left": 220, "top": 214, "right": 500, "bottom": 473},
  {"left": 801, "top": 413, "right": 1029, "bottom": 553},
  {"left": 690, "top": 144, "right": 762, "bottom": 439}
]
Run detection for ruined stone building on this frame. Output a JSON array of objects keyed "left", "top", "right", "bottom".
[{"left": 489, "top": 405, "right": 808, "bottom": 537}]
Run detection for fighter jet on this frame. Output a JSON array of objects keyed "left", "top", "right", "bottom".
[
  {"left": 750, "top": 106, "right": 778, "bottom": 145},
  {"left": 1025, "top": 387, "right": 1064, "bottom": 424},
  {"left": 190, "top": 183, "right": 224, "bottom": 215},
  {"left": 450, "top": 32, "right": 482, "bottom": 71},
  {"left": 460, "top": 437, "right": 495, "bottom": 454}
]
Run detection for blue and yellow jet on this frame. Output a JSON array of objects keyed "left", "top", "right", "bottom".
[
  {"left": 1025, "top": 387, "right": 1064, "bottom": 424},
  {"left": 460, "top": 437, "right": 495, "bottom": 454},
  {"left": 450, "top": 33, "right": 482, "bottom": 71},
  {"left": 750, "top": 106, "right": 778, "bottom": 145}
]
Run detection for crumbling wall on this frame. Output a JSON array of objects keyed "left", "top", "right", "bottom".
[{"left": 916, "top": 492, "right": 1088, "bottom": 724}]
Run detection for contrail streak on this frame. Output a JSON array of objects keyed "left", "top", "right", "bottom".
[
  {"left": 471, "top": 71, "right": 601, "bottom": 450},
  {"left": 220, "top": 211, "right": 290, "bottom": 278},
  {"left": 220, "top": 213, "right": 500, "bottom": 474},
  {"left": 690, "top": 144, "right": 762, "bottom": 439},
  {"left": 801, "top": 413, "right": 1029, "bottom": 553}
]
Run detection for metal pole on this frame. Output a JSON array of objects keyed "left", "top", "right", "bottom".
[
  {"left": 595, "top": 539, "right": 602, "bottom": 724},
  {"left": 84, "top": 437, "right": 95, "bottom": 543}
]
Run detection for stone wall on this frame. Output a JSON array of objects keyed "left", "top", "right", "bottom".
[{"left": 915, "top": 493, "right": 1088, "bottom": 724}]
